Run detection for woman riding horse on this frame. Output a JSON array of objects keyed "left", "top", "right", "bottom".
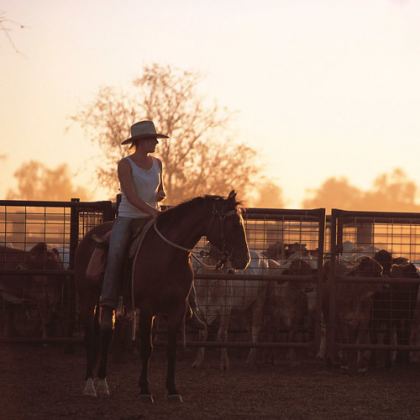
[
  {"left": 75, "top": 120, "right": 250, "bottom": 401},
  {"left": 98, "top": 120, "right": 204, "bottom": 330},
  {"left": 75, "top": 190, "right": 250, "bottom": 401}
]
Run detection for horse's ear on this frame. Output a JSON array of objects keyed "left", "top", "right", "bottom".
[{"left": 227, "top": 190, "right": 237, "bottom": 201}]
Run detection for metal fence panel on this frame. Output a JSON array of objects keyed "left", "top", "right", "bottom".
[
  {"left": 0, "top": 199, "right": 115, "bottom": 342},
  {"left": 329, "top": 209, "right": 420, "bottom": 368},
  {"left": 190, "top": 208, "right": 325, "bottom": 357}
]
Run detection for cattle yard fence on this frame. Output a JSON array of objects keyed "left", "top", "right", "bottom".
[
  {"left": 2, "top": 198, "right": 420, "bottom": 364},
  {"left": 0, "top": 199, "right": 115, "bottom": 343},
  {"left": 183, "top": 207, "right": 325, "bottom": 356},
  {"left": 327, "top": 209, "right": 420, "bottom": 365}
]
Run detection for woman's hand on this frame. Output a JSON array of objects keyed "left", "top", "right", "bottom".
[
  {"left": 150, "top": 208, "right": 161, "bottom": 218},
  {"left": 156, "top": 190, "right": 166, "bottom": 202}
]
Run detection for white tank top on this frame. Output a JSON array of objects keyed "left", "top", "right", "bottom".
[{"left": 118, "top": 156, "right": 161, "bottom": 218}]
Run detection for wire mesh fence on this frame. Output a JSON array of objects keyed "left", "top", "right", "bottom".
[
  {"left": 0, "top": 199, "right": 114, "bottom": 342},
  {"left": 3, "top": 198, "right": 420, "bottom": 366},
  {"left": 190, "top": 208, "right": 325, "bottom": 358},
  {"left": 327, "top": 209, "right": 420, "bottom": 368}
]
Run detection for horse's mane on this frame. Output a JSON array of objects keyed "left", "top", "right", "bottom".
[{"left": 157, "top": 194, "right": 241, "bottom": 226}]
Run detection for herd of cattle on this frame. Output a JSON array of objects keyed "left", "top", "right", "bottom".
[
  {"left": 0, "top": 243, "right": 64, "bottom": 338},
  {"left": 1, "top": 239, "right": 420, "bottom": 373},
  {"left": 193, "top": 242, "right": 420, "bottom": 372}
]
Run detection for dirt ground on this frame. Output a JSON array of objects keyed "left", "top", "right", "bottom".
[{"left": 1, "top": 344, "right": 420, "bottom": 420}]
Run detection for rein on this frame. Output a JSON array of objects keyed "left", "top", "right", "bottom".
[
  {"left": 152, "top": 206, "right": 238, "bottom": 270},
  {"left": 153, "top": 222, "right": 192, "bottom": 253},
  {"left": 153, "top": 222, "right": 220, "bottom": 270}
]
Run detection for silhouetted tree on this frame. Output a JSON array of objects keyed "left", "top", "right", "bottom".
[
  {"left": 71, "top": 64, "right": 263, "bottom": 204},
  {"left": 251, "top": 179, "right": 284, "bottom": 208},
  {"left": 0, "top": 12, "right": 25, "bottom": 53},
  {"left": 303, "top": 168, "right": 420, "bottom": 213},
  {"left": 7, "top": 161, "right": 92, "bottom": 201}
]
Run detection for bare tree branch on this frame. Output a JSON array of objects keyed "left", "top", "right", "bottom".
[{"left": 0, "top": 11, "right": 26, "bottom": 54}]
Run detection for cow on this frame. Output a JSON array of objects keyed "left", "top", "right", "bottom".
[
  {"left": 263, "top": 258, "right": 313, "bottom": 365},
  {"left": 264, "top": 241, "right": 316, "bottom": 262},
  {"left": 0, "top": 243, "right": 64, "bottom": 338},
  {"left": 321, "top": 256, "right": 384, "bottom": 372},
  {"left": 191, "top": 248, "right": 276, "bottom": 370},
  {"left": 371, "top": 249, "right": 420, "bottom": 367}
]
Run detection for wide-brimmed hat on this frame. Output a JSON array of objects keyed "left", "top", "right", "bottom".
[{"left": 121, "top": 120, "right": 169, "bottom": 145}]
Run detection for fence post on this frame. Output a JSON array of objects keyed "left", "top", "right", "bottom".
[
  {"left": 69, "top": 198, "right": 80, "bottom": 269},
  {"left": 102, "top": 200, "right": 116, "bottom": 222},
  {"left": 314, "top": 208, "right": 326, "bottom": 356},
  {"left": 64, "top": 198, "right": 80, "bottom": 350},
  {"left": 327, "top": 209, "right": 338, "bottom": 366}
]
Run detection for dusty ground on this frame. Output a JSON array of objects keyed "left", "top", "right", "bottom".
[{"left": 1, "top": 344, "right": 420, "bottom": 420}]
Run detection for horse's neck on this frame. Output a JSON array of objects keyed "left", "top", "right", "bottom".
[{"left": 159, "top": 202, "right": 209, "bottom": 250}]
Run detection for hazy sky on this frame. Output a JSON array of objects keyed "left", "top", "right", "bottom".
[{"left": 1, "top": 0, "right": 420, "bottom": 207}]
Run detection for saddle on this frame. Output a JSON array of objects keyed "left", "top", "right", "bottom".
[{"left": 85, "top": 218, "right": 154, "bottom": 284}]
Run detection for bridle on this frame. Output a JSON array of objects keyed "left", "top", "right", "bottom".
[
  {"left": 153, "top": 203, "right": 239, "bottom": 270},
  {"left": 205, "top": 205, "right": 238, "bottom": 269}
]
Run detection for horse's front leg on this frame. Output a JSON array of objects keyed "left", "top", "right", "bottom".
[
  {"left": 138, "top": 311, "right": 154, "bottom": 401},
  {"left": 96, "top": 312, "right": 113, "bottom": 396},
  {"left": 192, "top": 326, "right": 208, "bottom": 368},
  {"left": 166, "top": 309, "right": 185, "bottom": 401}
]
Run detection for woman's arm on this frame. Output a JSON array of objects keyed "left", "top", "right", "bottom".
[
  {"left": 118, "top": 158, "right": 160, "bottom": 217},
  {"left": 156, "top": 158, "right": 166, "bottom": 202}
]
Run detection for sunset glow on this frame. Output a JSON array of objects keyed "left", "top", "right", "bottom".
[{"left": 1, "top": 0, "right": 420, "bottom": 207}]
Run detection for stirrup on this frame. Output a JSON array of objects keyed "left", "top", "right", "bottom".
[{"left": 99, "top": 306, "right": 114, "bottom": 330}]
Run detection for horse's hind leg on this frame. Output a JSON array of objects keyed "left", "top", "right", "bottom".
[
  {"left": 82, "top": 303, "right": 100, "bottom": 397},
  {"left": 166, "top": 310, "right": 184, "bottom": 401},
  {"left": 138, "top": 311, "right": 154, "bottom": 401}
]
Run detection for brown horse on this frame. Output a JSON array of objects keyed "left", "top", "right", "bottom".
[{"left": 74, "top": 191, "right": 250, "bottom": 401}]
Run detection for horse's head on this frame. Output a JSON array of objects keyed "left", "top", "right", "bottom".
[{"left": 205, "top": 191, "right": 250, "bottom": 270}]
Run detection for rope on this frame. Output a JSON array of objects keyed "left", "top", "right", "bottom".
[
  {"left": 153, "top": 222, "right": 222, "bottom": 270},
  {"left": 153, "top": 222, "right": 192, "bottom": 253}
]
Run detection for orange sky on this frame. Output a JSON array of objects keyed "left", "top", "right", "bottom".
[{"left": 1, "top": 0, "right": 420, "bottom": 207}]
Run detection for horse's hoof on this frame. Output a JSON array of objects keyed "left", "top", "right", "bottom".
[
  {"left": 96, "top": 378, "right": 110, "bottom": 396},
  {"left": 167, "top": 394, "right": 183, "bottom": 403},
  {"left": 139, "top": 394, "right": 154, "bottom": 403},
  {"left": 83, "top": 378, "right": 97, "bottom": 397}
]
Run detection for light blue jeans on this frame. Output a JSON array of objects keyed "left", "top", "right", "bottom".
[{"left": 99, "top": 217, "right": 136, "bottom": 308}]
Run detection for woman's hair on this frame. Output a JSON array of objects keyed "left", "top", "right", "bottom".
[{"left": 130, "top": 137, "right": 156, "bottom": 149}]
